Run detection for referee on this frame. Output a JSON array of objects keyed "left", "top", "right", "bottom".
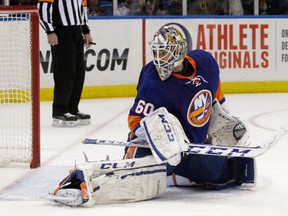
[{"left": 38, "top": 0, "right": 93, "bottom": 127}]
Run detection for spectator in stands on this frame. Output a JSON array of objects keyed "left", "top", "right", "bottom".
[
  {"left": 146, "top": 0, "right": 158, "bottom": 15},
  {"left": 259, "top": 0, "right": 268, "bottom": 14},
  {"left": 19, "top": 0, "right": 33, "bottom": 4},
  {"left": 98, "top": 0, "right": 113, "bottom": 15},
  {"left": 117, "top": 0, "right": 134, "bottom": 16},
  {"left": 228, "top": 0, "right": 243, "bottom": 15},
  {"left": 266, "top": 0, "right": 288, "bottom": 15},
  {"left": 241, "top": 0, "right": 254, "bottom": 15},
  {"left": 131, "top": 0, "right": 151, "bottom": 15},
  {"left": 130, "top": 0, "right": 170, "bottom": 16},
  {"left": 153, "top": 0, "right": 169, "bottom": 15},
  {"left": 188, "top": 0, "right": 224, "bottom": 15},
  {"left": 188, "top": 0, "right": 243, "bottom": 15},
  {"left": 167, "top": 0, "right": 182, "bottom": 15},
  {"left": 5, "top": 0, "right": 37, "bottom": 5},
  {"left": 8, "top": 0, "right": 33, "bottom": 5},
  {"left": 88, "top": 0, "right": 101, "bottom": 16},
  {"left": 241, "top": 0, "right": 288, "bottom": 15},
  {"left": 8, "top": 0, "right": 20, "bottom": 5}
]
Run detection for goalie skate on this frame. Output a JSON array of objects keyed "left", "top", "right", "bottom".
[{"left": 44, "top": 189, "right": 83, "bottom": 206}]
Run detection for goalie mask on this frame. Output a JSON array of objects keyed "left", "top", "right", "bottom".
[{"left": 149, "top": 25, "right": 188, "bottom": 81}]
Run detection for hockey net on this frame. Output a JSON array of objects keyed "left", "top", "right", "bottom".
[{"left": 0, "top": 6, "right": 40, "bottom": 168}]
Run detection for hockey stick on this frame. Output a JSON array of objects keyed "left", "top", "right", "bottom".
[{"left": 83, "top": 125, "right": 288, "bottom": 158}]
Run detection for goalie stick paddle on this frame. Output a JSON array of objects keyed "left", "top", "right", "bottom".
[{"left": 83, "top": 125, "right": 288, "bottom": 158}]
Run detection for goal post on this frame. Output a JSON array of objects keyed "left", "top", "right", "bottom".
[{"left": 0, "top": 6, "right": 40, "bottom": 168}]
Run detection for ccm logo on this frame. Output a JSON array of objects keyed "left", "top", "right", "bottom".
[
  {"left": 100, "top": 161, "right": 136, "bottom": 169},
  {"left": 158, "top": 114, "right": 175, "bottom": 142}
]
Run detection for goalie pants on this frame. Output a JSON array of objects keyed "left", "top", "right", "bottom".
[
  {"left": 167, "top": 154, "right": 231, "bottom": 184},
  {"left": 167, "top": 154, "right": 255, "bottom": 189},
  {"left": 128, "top": 148, "right": 255, "bottom": 189},
  {"left": 51, "top": 25, "right": 85, "bottom": 116}
]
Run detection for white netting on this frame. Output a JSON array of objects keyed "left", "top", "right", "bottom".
[{"left": 0, "top": 13, "right": 33, "bottom": 164}]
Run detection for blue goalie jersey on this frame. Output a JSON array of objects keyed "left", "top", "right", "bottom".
[{"left": 127, "top": 49, "right": 225, "bottom": 158}]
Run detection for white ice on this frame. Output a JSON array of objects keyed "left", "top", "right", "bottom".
[{"left": 0, "top": 93, "right": 288, "bottom": 216}]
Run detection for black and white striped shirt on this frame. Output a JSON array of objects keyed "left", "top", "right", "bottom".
[{"left": 38, "top": 0, "right": 89, "bottom": 34}]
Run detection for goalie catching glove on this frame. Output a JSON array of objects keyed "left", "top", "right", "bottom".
[{"left": 208, "top": 99, "right": 249, "bottom": 146}]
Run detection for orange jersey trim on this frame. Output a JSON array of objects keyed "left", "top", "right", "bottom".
[
  {"left": 172, "top": 173, "right": 178, "bottom": 186},
  {"left": 126, "top": 115, "right": 143, "bottom": 159},
  {"left": 128, "top": 115, "right": 142, "bottom": 132},
  {"left": 172, "top": 55, "right": 196, "bottom": 80},
  {"left": 185, "top": 55, "right": 197, "bottom": 77},
  {"left": 214, "top": 81, "right": 225, "bottom": 102},
  {"left": 124, "top": 146, "right": 137, "bottom": 159},
  {"left": 52, "top": 173, "right": 71, "bottom": 195}
]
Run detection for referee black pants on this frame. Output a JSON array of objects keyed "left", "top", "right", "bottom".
[{"left": 51, "top": 26, "right": 85, "bottom": 117}]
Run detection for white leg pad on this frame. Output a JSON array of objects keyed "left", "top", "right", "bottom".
[{"left": 77, "top": 156, "right": 167, "bottom": 206}]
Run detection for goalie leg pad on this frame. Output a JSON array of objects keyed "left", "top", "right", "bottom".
[
  {"left": 78, "top": 156, "right": 167, "bottom": 205},
  {"left": 90, "top": 163, "right": 167, "bottom": 204},
  {"left": 49, "top": 156, "right": 167, "bottom": 207}
]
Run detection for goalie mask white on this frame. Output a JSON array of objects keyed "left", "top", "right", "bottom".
[{"left": 149, "top": 25, "right": 188, "bottom": 81}]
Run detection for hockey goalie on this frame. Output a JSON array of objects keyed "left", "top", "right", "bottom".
[
  {"left": 48, "top": 25, "right": 256, "bottom": 207},
  {"left": 49, "top": 102, "right": 254, "bottom": 207}
]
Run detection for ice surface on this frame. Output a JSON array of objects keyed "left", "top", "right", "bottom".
[{"left": 0, "top": 94, "right": 288, "bottom": 216}]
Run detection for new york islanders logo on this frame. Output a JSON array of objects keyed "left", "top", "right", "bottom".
[{"left": 187, "top": 90, "right": 212, "bottom": 127}]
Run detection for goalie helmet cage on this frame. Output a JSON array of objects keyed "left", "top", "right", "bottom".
[{"left": 0, "top": 6, "right": 40, "bottom": 168}]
